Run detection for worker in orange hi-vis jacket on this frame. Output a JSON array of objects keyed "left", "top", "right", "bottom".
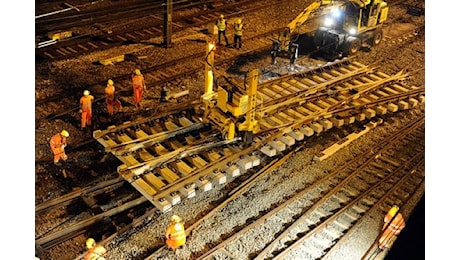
[
  {"left": 49, "top": 130, "right": 69, "bottom": 165},
  {"left": 84, "top": 238, "right": 107, "bottom": 260},
  {"left": 105, "top": 79, "right": 122, "bottom": 116},
  {"left": 165, "top": 215, "right": 186, "bottom": 252},
  {"left": 378, "top": 205, "right": 406, "bottom": 250},
  {"left": 80, "top": 90, "right": 95, "bottom": 129},
  {"left": 131, "top": 69, "right": 146, "bottom": 108}
]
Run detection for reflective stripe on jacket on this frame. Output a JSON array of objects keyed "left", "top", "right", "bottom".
[
  {"left": 383, "top": 212, "right": 405, "bottom": 234},
  {"left": 166, "top": 222, "right": 186, "bottom": 247},
  {"left": 84, "top": 245, "right": 106, "bottom": 260}
]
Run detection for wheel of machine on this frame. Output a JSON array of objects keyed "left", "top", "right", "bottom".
[
  {"left": 344, "top": 37, "right": 361, "bottom": 56},
  {"left": 242, "top": 131, "right": 253, "bottom": 147},
  {"left": 371, "top": 29, "right": 383, "bottom": 46}
]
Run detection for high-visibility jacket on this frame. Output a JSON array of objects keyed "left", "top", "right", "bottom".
[
  {"left": 165, "top": 222, "right": 186, "bottom": 249},
  {"left": 234, "top": 23, "right": 243, "bottom": 36},
  {"left": 50, "top": 133, "right": 67, "bottom": 162},
  {"left": 50, "top": 133, "right": 66, "bottom": 151},
  {"left": 105, "top": 84, "right": 115, "bottom": 98},
  {"left": 217, "top": 18, "right": 227, "bottom": 31},
  {"left": 132, "top": 74, "right": 145, "bottom": 89},
  {"left": 84, "top": 245, "right": 106, "bottom": 260},
  {"left": 80, "top": 95, "right": 94, "bottom": 112},
  {"left": 378, "top": 212, "right": 405, "bottom": 249},
  {"left": 383, "top": 212, "right": 405, "bottom": 235}
]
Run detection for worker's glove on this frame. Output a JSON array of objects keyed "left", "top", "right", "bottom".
[
  {"left": 62, "top": 143, "right": 67, "bottom": 148},
  {"left": 79, "top": 109, "right": 82, "bottom": 113}
]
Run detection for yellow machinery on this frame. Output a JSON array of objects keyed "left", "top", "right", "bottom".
[
  {"left": 201, "top": 41, "right": 260, "bottom": 146},
  {"left": 271, "top": 0, "right": 388, "bottom": 63},
  {"left": 271, "top": 0, "right": 333, "bottom": 65},
  {"left": 313, "top": 0, "right": 389, "bottom": 57}
]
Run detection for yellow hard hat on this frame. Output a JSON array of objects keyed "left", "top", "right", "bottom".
[
  {"left": 236, "top": 18, "right": 242, "bottom": 24},
  {"left": 170, "top": 215, "right": 181, "bottom": 222},
  {"left": 83, "top": 90, "right": 90, "bottom": 96},
  {"left": 134, "top": 69, "right": 141, "bottom": 75},
  {"left": 108, "top": 79, "right": 114, "bottom": 85},
  {"left": 86, "top": 238, "right": 96, "bottom": 249},
  {"left": 388, "top": 205, "right": 399, "bottom": 217},
  {"left": 61, "top": 130, "right": 69, "bottom": 137},
  {"left": 220, "top": 14, "right": 224, "bottom": 19}
]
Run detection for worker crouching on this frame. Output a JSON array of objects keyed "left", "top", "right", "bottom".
[
  {"left": 165, "top": 215, "right": 186, "bottom": 252},
  {"left": 378, "top": 205, "right": 406, "bottom": 250},
  {"left": 84, "top": 238, "right": 107, "bottom": 260}
]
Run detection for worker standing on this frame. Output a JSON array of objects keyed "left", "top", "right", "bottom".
[
  {"left": 84, "top": 238, "right": 107, "bottom": 260},
  {"left": 378, "top": 205, "right": 406, "bottom": 250},
  {"left": 233, "top": 18, "right": 243, "bottom": 49},
  {"left": 216, "top": 14, "right": 229, "bottom": 46},
  {"left": 49, "top": 130, "right": 69, "bottom": 165},
  {"left": 105, "top": 79, "right": 122, "bottom": 116},
  {"left": 165, "top": 215, "right": 186, "bottom": 252},
  {"left": 132, "top": 69, "right": 146, "bottom": 108},
  {"left": 80, "top": 90, "right": 95, "bottom": 130}
]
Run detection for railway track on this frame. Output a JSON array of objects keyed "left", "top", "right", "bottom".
[
  {"left": 35, "top": 42, "right": 424, "bottom": 258},
  {"left": 35, "top": 1, "right": 424, "bottom": 258},
  {"left": 35, "top": 176, "right": 150, "bottom": 250},
  {"left": 35, "top": 0, "right": 277, "bottom": 61},
  {"left": 144, "top": 115, "right": 424, "bottom": 259},
  {"left": 92, "top": 59, "right": 424, "bottom": 213},
  {"left": 35, "top": 17, "right": 422, "bottom": 124}
]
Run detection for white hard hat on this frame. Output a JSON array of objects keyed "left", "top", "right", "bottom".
[{"left": 83, "top": 90, "right": 90, "bottom": 96}]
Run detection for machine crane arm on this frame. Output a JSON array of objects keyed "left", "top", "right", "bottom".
[{"left": 286, "top": 0, "right": 324, "bottom": 33}]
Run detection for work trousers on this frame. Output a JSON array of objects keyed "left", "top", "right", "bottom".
[
  {"left": 81, "top": 110, "right": 92, "bottom": 129},
  {"left": 106, "top": 97, "right": 122, "bottom": 115},
  {"left": 218, "top": 30, "right": 229, "bottom": 45},
  {"left": 234, "top": 35, "right": 242, "bottom": 49},
  {"left": 133, "top": 86, "right": 144, "bottom": 106}
]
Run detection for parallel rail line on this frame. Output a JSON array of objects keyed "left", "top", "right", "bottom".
[
  {"left": 36, "top": 0, "right": 278, "bottom": 61},
  {"left": 145, "top": 116, "right": 424, "bottom": 259}
]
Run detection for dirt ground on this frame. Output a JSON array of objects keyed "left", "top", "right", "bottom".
[{"left": 32, "top": 0, "right": 426, "bottom": 259}]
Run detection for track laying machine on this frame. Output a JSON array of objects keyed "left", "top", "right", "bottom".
[
  {"left": 201, "top": 41, "right": 260, "bottom": 146},
  {"left": 271, "top": 0, "right": 388, "bottom": 64}
]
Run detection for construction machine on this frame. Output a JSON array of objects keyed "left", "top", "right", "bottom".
[
  {"left": 271, "top": 0, "right": 333, "bottom": 65},
  {"left": 201, "top": 41, "right": 260, "bottom": 146},
  {"left": 313, "top": 0, "right": 389, "bottom": 57},
  {"left": 271, "top": 0, "right": 388, "bottom": 64}
]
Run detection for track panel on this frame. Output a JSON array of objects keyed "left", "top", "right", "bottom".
[{"left": 93, "top": 60, "right": 425, "bottom": 212}]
